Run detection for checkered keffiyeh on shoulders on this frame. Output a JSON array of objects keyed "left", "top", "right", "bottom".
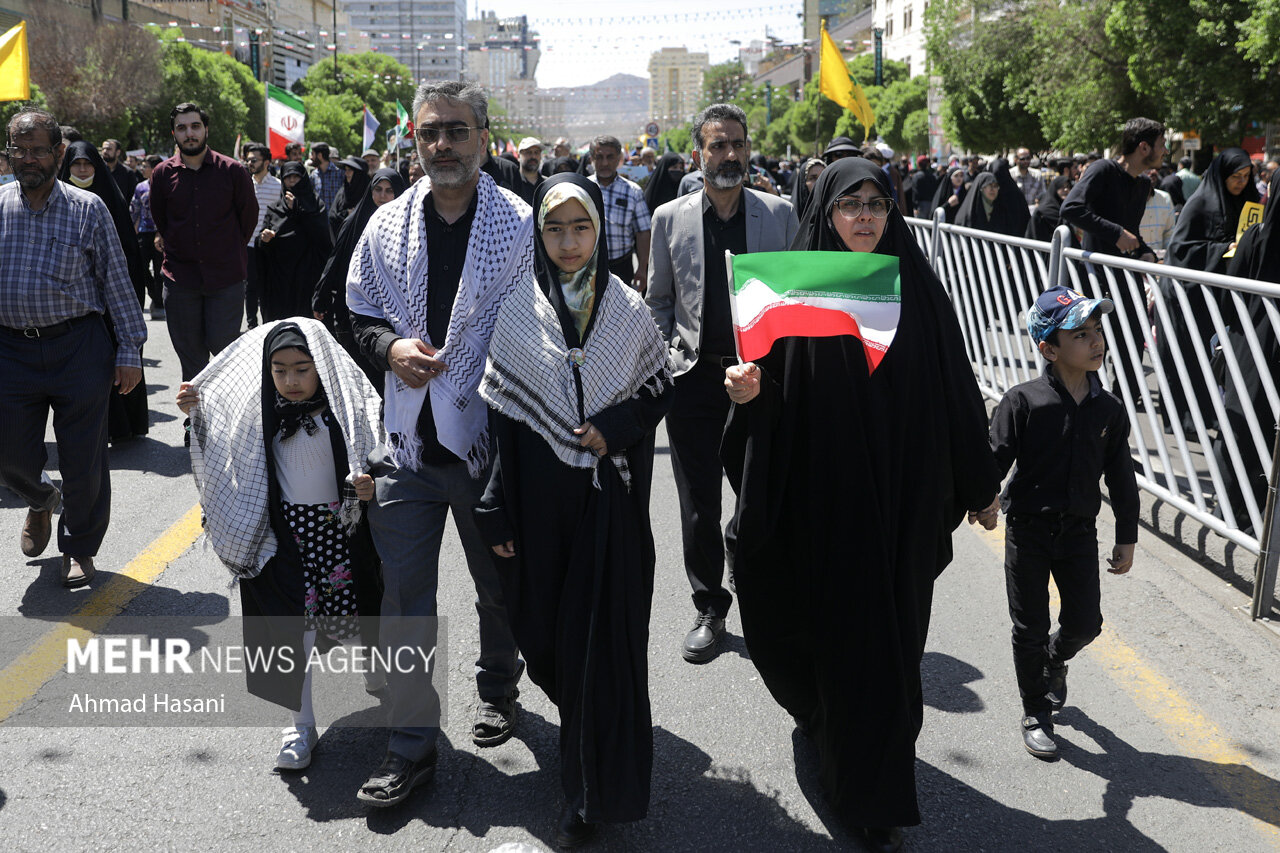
[
  {"left": 480, "top": 272, "right": 672, "bottom": 490},
  {"left": 188, "top": 319, "right": 384, "bottom": 578},
  {"left": 347, "top": 172, "right": 534, "bottom": 476}
]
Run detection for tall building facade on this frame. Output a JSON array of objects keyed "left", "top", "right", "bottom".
[
  {"left": 464, "top": 10, "right": 565, "bottom": 138},
  {"left": 342, "top": 0, "right": 466, "bottom": 82},
  {"left": 871, "top": 0, "right": 927, "bottom": 77},
  {"left": 647, "top": 47, "right": 708, "bottom": 129}
]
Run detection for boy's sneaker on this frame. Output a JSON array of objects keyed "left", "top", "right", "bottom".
[
  {"left": 1045, "top": 662, "right": 1068, "bottom": 711},
  {"left": 1021, "top": 713, "right": 1058, "bottom": 760},
  {"left": 276, "top": 724, "right": 318, "bottom": 771}
]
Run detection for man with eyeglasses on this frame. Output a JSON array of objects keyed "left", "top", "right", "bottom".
[
  {"left": 347, "top": 80, "right": 529, "bottom": 809},
  {"left": 0, "top": 108, "right": 146, "bottom": 588},
  {"left": 646, "top": 103, "right": 798, "bottom": 664},
  {"left": 241, "top": 142, "right": 281, "bottom": 329},
  {"left": 1014, "top": 147, "right": 1045, "bottom": 208}
]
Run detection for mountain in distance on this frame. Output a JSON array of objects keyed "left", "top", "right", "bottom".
[{"left": 543, "top": 73, "right": 651, "bottom": 146}]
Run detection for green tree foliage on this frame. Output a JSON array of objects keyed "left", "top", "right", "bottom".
[
  {"left": 294, "top": 53, "right": 415, "bottom": 152},
  {"left": 872, "top": 76, "right": 929, "bottom": 153},
  {"left": 1107, "top": 0, "right": 1280, "bottom": 144},
  {"left": 659, "top": 126, "right": 692, "bottom": 156},
  {"left": 925, "top": 1, "right": 1047, "bottom": 152},
  {"left": 137, "top": 27, "right": 263, "bottom": 154},
  {"left": 1025, "top": 0, "right": 1157, "bottom": 151}
]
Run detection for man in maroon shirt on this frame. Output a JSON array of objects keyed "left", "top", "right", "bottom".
[{"left": 149, "top": 102, "right": 258, "bottom": 381}]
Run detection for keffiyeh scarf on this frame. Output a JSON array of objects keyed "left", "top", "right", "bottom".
[
  {"left": 480, "top": 272, "right": 672, "bottom": 490},
  {"left": 188, "top": 319, "right": 384, "bottom": 578},
  {"left": 347, "top": 172, "right": 534, "bottom": 475}
]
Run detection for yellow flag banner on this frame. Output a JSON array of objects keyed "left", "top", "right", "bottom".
[
  {"left": 818, "top": 26, "right": 875, "bottom": 132},
  {"left": 0, "top": 22, "right": 30, "bottom": 102},
  {"left": 1223, "top": 201, "right": 1265, "bottom": 259}
]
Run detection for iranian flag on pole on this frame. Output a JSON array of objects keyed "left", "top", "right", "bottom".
[
  {"left": 266, "top": 83, "right": 305, "bottom": 159},
  {"left": 728, "top": 251, "right": 901, "bottom": 374}
]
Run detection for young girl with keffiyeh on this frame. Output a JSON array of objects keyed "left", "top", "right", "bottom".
[
  {"left": 474, "top": 174, "right": 673, "bottom": 847},
  {"left": 177, "top": 319, "right": 385, "bottom": 772}
]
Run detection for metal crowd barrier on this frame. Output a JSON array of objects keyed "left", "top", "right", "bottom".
[{"left": 905, "top": 209, "right": 1280, "bottom": 619}]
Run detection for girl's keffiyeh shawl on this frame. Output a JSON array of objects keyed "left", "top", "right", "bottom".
[
  {"left": 346, "top": 171, "right": 535, "bottom": 476},
  {"left": 188, "top": 319, "right": 384, "bottom": 578},
  {"left": 480, "top": 271, "right": 672, "bottom": 491}
]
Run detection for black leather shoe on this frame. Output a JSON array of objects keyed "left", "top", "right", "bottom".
[
  {"left": 356, "top": 749, "right": 437, "bottom": 807},
  {"left": 556, "top": 803, "right": 596, "bottom": 849},
  {"left": 861, "top": 826, "right": 904, "bottom": 852},
  {"left": 1045, "top": 662, "right": 1068, "bottom": 711},
  {"left": 1022, "top": 713, "right": 1058, "bottom": 760},
  {"left": 682, "top": 613, "right": 725, "bottom": 663},
  {"left": 473, "top": 689, "right": 519, "bottom": 747}
]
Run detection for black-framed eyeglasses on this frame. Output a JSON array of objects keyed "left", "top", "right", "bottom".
[
  {"left": 414, "top": 125, "right": 482, "bottom": 145},
  {"left": 833, "top": 196, "right": 894, "bottom": 218},
  {"left": 5, "top": 145, "right": 56, "bottom": 160}
]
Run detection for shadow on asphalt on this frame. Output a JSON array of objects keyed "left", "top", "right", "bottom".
[
  {"left": 274, "top": 712, "right": 841, "bottom": 850},
  {"left": 1056, "top": 708, "right": 1280, "bottom": 833},
  {"left": 921, "top": 652, "right": 986, "bottom": 714},
  {"left": 915, "top": 707, "right": 1280, "bottom": 849}
]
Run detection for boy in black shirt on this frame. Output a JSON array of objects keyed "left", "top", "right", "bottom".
[{"left": 973, "top": 285, "right": 1139, "bottom": 760}]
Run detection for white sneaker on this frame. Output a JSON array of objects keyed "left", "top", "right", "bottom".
[{"left": 276, "top": 725, "right": 318, "bottom": 770}]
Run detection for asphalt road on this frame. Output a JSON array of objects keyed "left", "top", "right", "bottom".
[{"left": 1, "top": 314, "right": 1279, "bottom": 852}]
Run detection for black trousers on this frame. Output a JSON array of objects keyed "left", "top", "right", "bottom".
[
  {"left": 137, "top": 232, "right": 164, "bottom": 309},
  {"left": 666, "top": 358, "right": 733, "bottom": 618},
  {"left": 1004, "top": 513, "right": 1103, "bottom": 714},
  {"left": 0, "top": 315, "right": 114, "bottom": 557},
  {"left": 607, "top": 253, "right": 634, "bottom": 286},
  {"left": 245, "top": 245, "right": 266, "bottom": 329}
]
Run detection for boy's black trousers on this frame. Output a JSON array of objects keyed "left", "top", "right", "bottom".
[{"left": 1004, "top": 512, "right": 1104, "bottom": 715}]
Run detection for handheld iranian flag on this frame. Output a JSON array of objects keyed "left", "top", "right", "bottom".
[
  {"left": 727, "top": 250, "right": 901, "bottom": 374},
  {"left": 266, "top": 83, "right": 305, "bottom": 159}
]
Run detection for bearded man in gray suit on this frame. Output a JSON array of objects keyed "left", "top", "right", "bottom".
[{"left": 645, "top": 103, "right": 798, "bottom": 664}]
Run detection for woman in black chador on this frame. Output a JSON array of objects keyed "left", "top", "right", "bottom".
[
  {"left": 721, "top": 158, "right": 1000, "bottom": 852},
  {"left": 257, "top": 161, "right": 333, "bottom": 321},
  {"left": 1212, "top": 168, "right": 1280, "bottom": 531},
  {"left": 1159, "top": 148, "right": 1262, "bottom": 434},
  {"left": 58, "top": 141, "right": 149, "bottom": 441},
  {"left": 474, "top": 173, "right": 672, "bottom": 848}
]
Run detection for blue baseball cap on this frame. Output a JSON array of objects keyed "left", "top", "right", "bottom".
[{"left": 1027, "top": 286, "right": 1114, "bottom": 344}]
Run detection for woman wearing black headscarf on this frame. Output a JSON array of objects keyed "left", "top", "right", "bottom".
[
  {"left": 1158, "top": 148, "right": 1262, "bottom": 433},
  {"left": 790, "top": 157, "right": 825, "bottom": 221},
  {"left": 257, "top": 161, "right": 333, "bottom": 322},
  {"left": 930, "top": 166, "right": 967, "bottom": 222},
  {"left": 721, "top": 158, "right": 1000, "bottom": 850},
  {"left": 314, "top": 167, "right": 406, "bottom": 394},
  {"left": 328, "top": 156, "right": 371, "bottom": 238},
  {"left": 955, "top": 160, "right": 1029, "bottom": 236},
  {"left": 1027, "top": 175, "right": 1074, "bottom": 242},
  {"left": 643, "top": 151, "right": 685, "bottom": 214},
  {"left": 58, "top": 140, "right": 149, "bottom": 441},
  {"left": 474, "top": 174, "right": 673, "bottom": 847},
  {"left": 1212, "top": 169, "right": 1280, "bottom": 531}
]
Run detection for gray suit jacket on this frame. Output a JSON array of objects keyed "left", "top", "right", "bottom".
[{"left": 646, "top": 189, "right": 799, "bottom": 376}]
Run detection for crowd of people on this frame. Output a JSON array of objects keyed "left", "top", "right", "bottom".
[{"left": 3, "top": 82, "right": 1278, "bottom": 853}]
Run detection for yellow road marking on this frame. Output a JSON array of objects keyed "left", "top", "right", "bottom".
[
  {"left": 0, "top": 504, "right": 203, "bottom": 723},
  {"left": 969, "top": 522, "right": 1280, "bottom": 844}
]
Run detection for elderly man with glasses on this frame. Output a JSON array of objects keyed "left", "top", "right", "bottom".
[{"left": 0, "top": 108, "right": 146, "bottom": 588}]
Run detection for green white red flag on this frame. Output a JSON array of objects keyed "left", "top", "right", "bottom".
[
  {"left": 395, "top": 99, "right": 412, "bottom": 139},
  {"left": 727, "top": 250, "right": 901, "bottom": 373},
  {"left": 266, "top": 83, "right": 305, "bottom": 159}
]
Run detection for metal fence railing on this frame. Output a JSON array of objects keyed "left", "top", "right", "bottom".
[{"left": 905, "top": 209, "right": 1280, "bottom": 619}]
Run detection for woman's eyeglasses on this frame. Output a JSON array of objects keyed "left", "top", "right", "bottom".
[{"left": 833, "top": 197, "right": 894, "bottom": 218}]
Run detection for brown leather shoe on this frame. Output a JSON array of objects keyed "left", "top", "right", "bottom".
[
  {"left": 20, "top": 508, "right": 53, "bottom": 558},
  {"left": 61, "top": 555, "right": 95, "bottom": 588}
]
